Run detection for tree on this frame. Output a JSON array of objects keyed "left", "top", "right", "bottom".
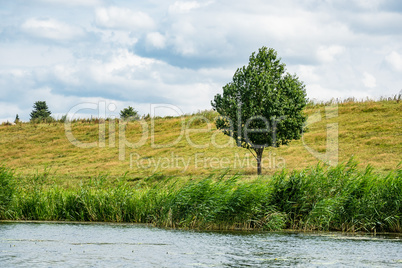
[
  {"left": 30, "top": 101, "right": 52, "bottom": 121},
  {"left": 120, "top": 106, "right": 140, "bottom": 121},
  {"left": 211, "top": 47, "right": 307, "bottom": 175},
  {"left": 14, "top": 114, "right": 20, "bottom": 124}
]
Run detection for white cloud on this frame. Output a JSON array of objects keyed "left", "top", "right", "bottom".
[
  {"left": 385, "top": 51, "right": 402, "bottom": 72},
  {"left": 353, "top": 0, "right": 384, "bottom": 10},
  {"left": 53, "top": 65, "right": 81, "bottom": 85},
  {"left": 103, "top": 49, "right": 157, "bottom": 73},
  {"left": 146, "top": 32, "right": 166, "bottom": 49},
  {"left": 97, "top": 30, "right": 138, "bottom": 46},
  {"left": 316, "top": 45, "right": 345, "bottom": 63},
  {"left": 38, "top": 0, "right": 101, "bottom": 6},
  {"left": 168, "top": 1, "right": 204, "bottom": 14},
  {"left": 306, "top": 84, "right": 338, "bottom": 101},
  {"left": 0, "top": 102, "right": 21, "bottom": 123},
  {"left": 306, "top": 84, "right": 373, "bottom": 101},
  {"left": 95, "top": 7, "right": 155, "bottom": 30},
  {"left": 362, "top": 72, "right": 377, "bottom": 88},
  {"left": 168, "top": 21, "right": 197, "bottom": 55},
  {"left": 296, "top": 65, "right": 320, "bottom": 83},
  {"left": 2, "top": 0, "right": 402, "bottom": 123},
  {"left": 0, "top": 44, "right": 74, "bottom": 67},
  {"left": 348, "top": 11, "right": 402, "bottom": 35},
  {"left": 21, "top": 18, "right": 84, "bottom": 41}
]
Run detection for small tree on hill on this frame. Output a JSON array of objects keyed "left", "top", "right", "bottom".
[
  {"left": 30, "top": 101, "right": 52, "bottom": 121},
  {"left": 120, "top": 106, "right": 139, "bottom": 121},
  {"left": 14, "top": 114, "right": 20, "bottom": 124},
  {"left": 211, "top": 47, "right": 308, "bottom": 175}
]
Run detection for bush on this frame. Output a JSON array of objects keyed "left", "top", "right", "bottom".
[{"left": 59, "top": 114, "right": 68, "bottom": 123}]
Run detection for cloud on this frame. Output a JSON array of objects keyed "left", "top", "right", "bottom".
[
  {"left": 347, "top": 12, "right": 402, "bottom": 35},
  {"left": 316, "top": 45, "right": 345, "bottom": 63},
  {"left": 306, "top": 83, "right": 374, "bottom": 101},
  {"left": 95, "top": 6, "right": 155, "bottom": 31},
  {"left": 145, "top": 32, "right": 166, "bottom": 49},
  {"left": 21, "top": 18, "right": 85, "bottom": 41},
  {"left": 385, "top": 51, "right": 402, "bottom": 72},
  {"left": 0, "top": 102, "right": 21, "bottom": 123},
  {"left": 168, "top": 1, "right": 212, "bottom": 14},
  {"left": 0, "top": 44, "right": 74, "bottom": 67},
  {"left": 37, "top": 0, "right": 102, "bottom": 6},
  {"left": 296, "top": 65, "right": 320, "bottom": 82},
  {"left": 362, "top": 72, "right": 377, "bottom": 88},
  {"left": 0, "top": 45, "right": 228, "bottom": 122},
  {"left": 353, "top": 0, "right": 384, "bottom": 10},
  {"left": 1, "top": 0, "right": 402, "bottom": 123}
]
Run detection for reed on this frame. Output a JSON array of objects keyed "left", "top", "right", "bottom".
[
  {"left": 0, "top": 165, "right": 15, "bottom": 219},
  {"left": 1, "top": 160, "right": 401, "bottom": 232}
]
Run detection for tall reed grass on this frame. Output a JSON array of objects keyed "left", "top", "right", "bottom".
[
  {"left": 0, "top": 165, "right": 15, "bottom": 219},
  {"left": 1, "top": 159, "right": 401, "bottom": 232}
]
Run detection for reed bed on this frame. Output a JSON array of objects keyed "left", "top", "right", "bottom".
[{"left": 1, "top": 160, "right": 401, "bottom": 232}]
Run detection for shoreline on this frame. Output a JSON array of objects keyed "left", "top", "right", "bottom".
[{"left": 1, "top": 220, "right": 401, "bottom": 237}]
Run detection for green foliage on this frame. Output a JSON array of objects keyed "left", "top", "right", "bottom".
[
  {"left": 211, "top": 47, "right": 308, "bottom": 174},
  {"left": 30, "top": 101, "right": 52, "bottom": 121},
  {"left": 3, "top": 161, "right": 402, "bottom": 232},
  {"left": 120, "top": 106, "right": 140, "bottom": 121},
  {"left": 60, "top": 114, "right": 68, "bottom": 123},
  {"left": 1, "top": 121, "right": 13, "bottom": 126},
  {"left": 14, "top": 114, "right": 20, "bottom": 124},
  {"left": 0, "top": 165, "right": 15, "bottom": 219}
]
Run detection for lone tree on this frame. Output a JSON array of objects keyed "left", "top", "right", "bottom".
[
  {"left": 211, "top": 47, "right": 307, "bottom": 175},
  {"left": 14, "top": 114, "right": 20, "bottom": 124},
  {"left": 30, "top": 101, "right": 52, "bottom": 121},
  {"left": 120, "top": 106, "right": 140, "bottom": 121}
]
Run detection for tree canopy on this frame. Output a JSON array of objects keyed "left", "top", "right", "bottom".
[
  {"left": 30, "top": 101, "right": 52, "bottom": 121},
  {"left": 120, "top": 106, "right": 140, "bottom": 121},
  {"left": 211, "top": 47, "right": 308, "bottom": 175}
]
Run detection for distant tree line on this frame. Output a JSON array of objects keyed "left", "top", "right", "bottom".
[{"left": 13, "top": 101, "right": 140, "bottom": 123}]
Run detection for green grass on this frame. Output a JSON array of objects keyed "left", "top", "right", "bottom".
[
  {"left": 1, "top": 160, "right": 401, "bottom": 232},
  {"left": 0, "top": 99, "right": 401, "bottom": 181},
  {"left": 0, "top": 99, "right": 401, "bottom": 232},
  {"left": 0, "top": 165, "right": 15, "bottom": 218}
]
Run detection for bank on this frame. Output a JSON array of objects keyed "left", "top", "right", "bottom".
[{"left": 1, "top": 160, "right": 401, "bottom": 233}]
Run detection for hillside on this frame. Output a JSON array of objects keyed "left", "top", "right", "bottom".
[{"left": 0, "top": 99, "right": 401, "bottom": 182}]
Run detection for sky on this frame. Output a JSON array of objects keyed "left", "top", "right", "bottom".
[{"left": 1, "top": 0, "right": 402, "bottom": 122}]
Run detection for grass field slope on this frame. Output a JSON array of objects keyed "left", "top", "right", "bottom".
[
  {"left": 0, "top": 99, "right": 400, "bottom": 180},
  {"left": 0, "top": 98, "right": 401, "bottom": 232}
]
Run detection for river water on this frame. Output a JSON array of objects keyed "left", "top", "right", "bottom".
[{"left": 0, "top": 222, "right": 401, "bottom": 267}]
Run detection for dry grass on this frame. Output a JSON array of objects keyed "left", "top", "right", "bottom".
[{"left": 0, "top": 99, "right": 401, "bottom": 184}]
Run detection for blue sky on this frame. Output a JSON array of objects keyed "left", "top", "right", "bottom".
[{"left": 1, "top": 0, "right": 402, "bottom": 122}]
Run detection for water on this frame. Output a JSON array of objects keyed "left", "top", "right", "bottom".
[{"left": 1, "top": 222, "right": 401, "bottom": 267}]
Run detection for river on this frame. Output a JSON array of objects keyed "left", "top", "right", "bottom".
[{"left": 1, "top": 222, "right": 401, "bottom": 267}]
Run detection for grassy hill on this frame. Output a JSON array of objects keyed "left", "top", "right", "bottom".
[
  {"left": 1, "top": 99, "right": 401, "bottom": 232},
  {"left": 0, "top": 99, "right": 401, "bottom": 184}
]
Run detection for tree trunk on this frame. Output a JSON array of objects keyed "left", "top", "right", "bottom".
[{"left": 255, "top": 148, "right": 264, "bottom": 175}]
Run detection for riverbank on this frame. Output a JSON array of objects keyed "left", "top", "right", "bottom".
[
  {"left": 1, "top": 160, "right": 401, "bottom": 233},
  {"left": 2, "top": 220, "right": 401, "bottom": 238}
]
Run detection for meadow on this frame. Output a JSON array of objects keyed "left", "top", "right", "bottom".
[
  {"left": 0, "top": 98, "right": 401, "bottom": 232},
  {"left": 0, "top": 99, "right": 401, "bottom": 181}
]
